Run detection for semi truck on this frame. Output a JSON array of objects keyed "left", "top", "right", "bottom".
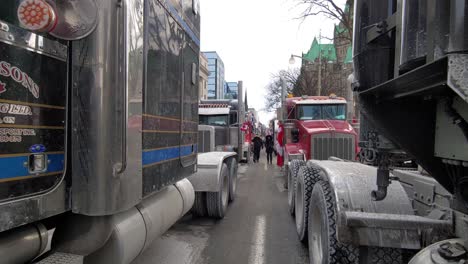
[
  {"left": 289, "top": 0, "right": 468, "bottom": 263},
  {"left": 0, "top": 0, "right": 237, "bottom": 263},
  {"left": 283, "top": 95, "right": 358, "bottom": 229},
  {"left": 198, "top": 97, "right": 250, "bottom": 162},
  {"left": 189, "top": 97, "right": 247, "bottom": 217}
]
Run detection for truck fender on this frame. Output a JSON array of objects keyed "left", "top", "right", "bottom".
[
  {"left": 308, "top": 160, "right": 424, "bottom": 249},
  {"left": 285, "top": 143, "right": 306, "bottom": 161},
  {"left": 189, "top": 152, "right": 237, "bottom": 192}
]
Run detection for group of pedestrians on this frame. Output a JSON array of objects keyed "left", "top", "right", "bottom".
[
  {"left": 252, "top": 135, "right": 275, "bottom": 163},
  {"left": 251, "top": 121, "right": 284, "bottom": 166}
]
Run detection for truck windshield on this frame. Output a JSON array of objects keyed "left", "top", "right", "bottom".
[
  {"left": 199, "top": 115, "right": 229, "bottom": 126},
  {"left": 297, "top": 104, "right": 346, "bottom": 120}
]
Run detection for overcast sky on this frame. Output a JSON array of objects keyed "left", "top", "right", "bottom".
[{"left": 200, "top": 0, "right": 346, "bottom": 124}]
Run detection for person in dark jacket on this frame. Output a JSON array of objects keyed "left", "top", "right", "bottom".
[
  {"left": 265, "top": 135, "right": 274, "bottom": 164},
  {"left": 252, "top": 135, "right": 263, "bottom": 163}
]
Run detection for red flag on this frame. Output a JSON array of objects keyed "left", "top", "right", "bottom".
[{"left": 276, "top": 123, "right": 284, "bottom": 167}]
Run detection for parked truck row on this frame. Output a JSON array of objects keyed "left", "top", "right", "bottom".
[{"left": 284, "top": 1, "right": 468, "bottom": 263}]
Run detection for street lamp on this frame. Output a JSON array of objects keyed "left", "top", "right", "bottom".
[
  {"left": 289, "top": 51, "right": 322, "bottom": 96},
  {"left": 289, "top": 54, "right": 313, "bottom": 65}
]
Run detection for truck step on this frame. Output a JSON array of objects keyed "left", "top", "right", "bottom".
[{"left": 35, "top": 252, "right": 84, "bottom": 264}]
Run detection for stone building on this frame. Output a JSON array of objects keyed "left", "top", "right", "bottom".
[
  {"left": 199, "top": 53, "right": 209, "bottom": 100},
  {"left": 294, "top": 0, "right": 356, "bottom": 118},
  {"left": 296, "top": 35, "right": 353, "bottom": 99}
]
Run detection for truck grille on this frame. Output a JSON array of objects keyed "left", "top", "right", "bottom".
[
  {"left": 198, "top": 130, "right": 211, "bottom": 153},
  {"left": 214, "top": 127, "right": 228, "bottom": 147},
  {"left": 312, "top": 133, "right": 355, "bottom": 160}
]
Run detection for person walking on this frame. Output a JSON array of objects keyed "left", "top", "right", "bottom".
[
  {"left": 265, "top": 135, "right": 274, "bottom": 164},
  {"left": 252, "top": 135, "right": 263, "bottom": 163}
]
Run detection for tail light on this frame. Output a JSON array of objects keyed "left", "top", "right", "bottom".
[{"left": 17, "top": 0, "right": 57, "bottom": 32}]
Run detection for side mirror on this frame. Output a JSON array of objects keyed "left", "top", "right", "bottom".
[{"left": 291, "top": 128, "right": 299, "bottom": 143}]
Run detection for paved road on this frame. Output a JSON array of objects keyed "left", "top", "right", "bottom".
[{"left": 132, "top": 153, "right": 309, "bottom": 264}]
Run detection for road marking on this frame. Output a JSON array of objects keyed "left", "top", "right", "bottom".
[
  {"left": 248, "top": 215, "right": 266, "bottom": 264},
  {"left": 238, "top": 165, "right": 248, "bottom": 175},
  {"left": 276, "top": 179, "right": 286, "bottom": 193}
]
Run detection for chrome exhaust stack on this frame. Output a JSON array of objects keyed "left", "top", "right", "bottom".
[{"left": 0, "top": 223, "right": 48, "bottom": 264}]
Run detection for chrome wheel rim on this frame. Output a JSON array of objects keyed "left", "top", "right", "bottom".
[
  {"left": 310, "top": 203, "right": 324, "bottom": 264},
  {"left": 231, "top": 166, "right": 237, "bottom": 194},
  {"left": 295, "top": 179, "right": 304, "bottom": 231},
  {"left": 288, "top": 170, "right": 293, "bottom": 206},
  {"left": 222, "top": 173, "right": 229, "bottom": 208}
]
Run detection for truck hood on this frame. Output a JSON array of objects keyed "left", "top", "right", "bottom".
[{"left": 299, "top": 120, "right": 356, "bottom": 134}]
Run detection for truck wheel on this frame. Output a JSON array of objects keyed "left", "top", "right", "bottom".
[
  {"left": 206, "top": 163, "right": 229, "bottom": 219},
  {"left": 359, "top": 247, "right": 403, "bottom": 264},
  {"left": 192, "top": 192, "right": 207, "bottom": 217},
  {"left": 228, "top": 158, "right": 238, "bottom": 202},
  {"left": 288, "top": 160, "right": 306, "bottom": 216},
  {"left": 308, "top": 179, "right": 359, "bottom": 264},
  {"left": 295, "top": 165, "right": 320, "bottom": 243}
]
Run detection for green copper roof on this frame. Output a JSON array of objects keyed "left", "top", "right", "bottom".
[
  {"left": 334, "top": 24, "right": 347, "bottom": 34},
  {"left": 344, "top": 1, "right": 350, "bottom": 13},
  {"left": 303, "top": 37, "right": 337, "bottom": 63},
  {"left": 344, "top": 46, "right": 353, "bottom": 63}
]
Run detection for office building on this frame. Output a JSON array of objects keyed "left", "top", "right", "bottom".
[
  {"left": 224, "top": 81, "right": 238, "bottom": 99},
  {"left": 203, "top": 51, "right": 225, "bottom": 99}
]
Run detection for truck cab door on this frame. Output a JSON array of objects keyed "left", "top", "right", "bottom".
[
  {"left": 0, "top": 17, "right": 68, "bottom": 202},
  {"left": 180, "top": 31, "right": 198, "bottom": 167}
]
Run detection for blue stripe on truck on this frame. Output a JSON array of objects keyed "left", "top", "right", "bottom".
[
  {"left": 0, "top": 153, "right": 64, "bottom": 180},
  {"left": 143, "top": 144, "right": 197, "bottom": 166}
]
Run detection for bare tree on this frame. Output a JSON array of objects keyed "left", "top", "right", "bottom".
[
  {"left": 295, "top": 0, "right": 353, "bottom": 41},
  {"left": 296, "top": 62, "right": 348, "bottom": 97},
  {"left": 264, "top": 69, "right": 300, "bottom": 112}
]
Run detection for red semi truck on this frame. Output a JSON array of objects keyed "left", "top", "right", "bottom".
[
  {"left": 283, "top": 95, "right": 358, "bottom": 162},
  {"left": 283, "top": 95, "right": 359, "bottom": 235}
]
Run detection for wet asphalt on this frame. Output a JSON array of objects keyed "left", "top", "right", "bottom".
[{"left": 132, "top": 152, "right": 309, "bottom": 264}]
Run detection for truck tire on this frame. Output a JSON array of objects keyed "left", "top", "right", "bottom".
[
  {"left": 228, "top": 158, "right": 238, "bottom": 202},
  {"left": 206, "top": 163, "right": 229, "bottom": 219},
  {"left": 192, "top": 192, "right": 207, "bottom": 217},
  {"left": 359, "top": 247, "right": 403, "bottom": 264},
  {"left": 288, "top": 160, "right": 306, "bottom": 216},
  {"left": 308, "top": 179, "right": 359, "bottom": 264},
  {"left": 295, "top": 165, "right": 321, "bottom": 243}
]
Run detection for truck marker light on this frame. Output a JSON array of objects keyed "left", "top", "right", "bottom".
[{"left": 17, "top": 0, "right": 57, "bottom": 32}]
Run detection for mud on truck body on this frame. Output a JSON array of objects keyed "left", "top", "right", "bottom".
[
  {"left": 0, "top": 0, "right": 237, "bottom": 263},
  {"left": 289, "top": 1, "right": 468, "bottom": 263}
]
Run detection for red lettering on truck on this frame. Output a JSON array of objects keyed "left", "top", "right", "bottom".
[
  {"left": 0, "top": 60, "right": 40, "bottom": 99},
  {"left": 0, "top": 81, "right": 5, "bottom": 94}
]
